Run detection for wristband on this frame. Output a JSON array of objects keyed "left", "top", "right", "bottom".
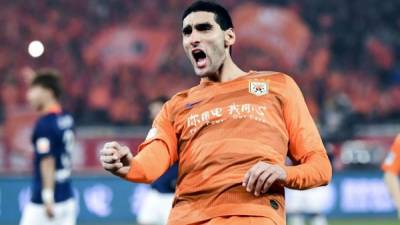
[{"left": 41, "top": 189, "right": 54, "bottom": 204}]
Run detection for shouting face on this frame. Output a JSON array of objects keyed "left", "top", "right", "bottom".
[{"left": 182, "top": 11, "right": 233, "bottom": 77}]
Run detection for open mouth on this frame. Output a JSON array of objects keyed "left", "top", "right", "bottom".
[{"left": 192, "top": 49, "right": 207, "bottom": 68}]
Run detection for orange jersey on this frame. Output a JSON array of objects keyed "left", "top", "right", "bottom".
[
  {"left": 126, "top": 71, "right": 332, "bottom": 225},
  {"left": 381, "top": 134, "right": 400, "bottom": 174}
]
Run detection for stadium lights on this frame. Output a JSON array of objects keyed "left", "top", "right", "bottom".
[{"left": 28, "top": 40, "right": 45, "bottom": 58}]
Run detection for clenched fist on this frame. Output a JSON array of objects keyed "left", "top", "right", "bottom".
[
  {"left": 99, "top": 141, "right": 133, "bottom": 177},
  {"left": 242, "top": 161, "right": 287, "bottom": 196}
]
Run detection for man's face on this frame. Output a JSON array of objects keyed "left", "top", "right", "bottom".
[
  {"left": 26, "top": 85, "right": 50, "bottom": 112},
  {"left": 182, "top": 12, "right": 229, "bottom": 77}
]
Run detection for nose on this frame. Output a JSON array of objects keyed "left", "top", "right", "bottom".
[{"left": 189, "top": 31, "right": 200, "bottom": 48}]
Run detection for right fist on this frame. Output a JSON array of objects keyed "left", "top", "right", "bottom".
[{"left": 99, "top": 141, "right": 132, "bottom": 176}]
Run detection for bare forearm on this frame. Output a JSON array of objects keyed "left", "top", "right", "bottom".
[
  {"left": 384, "top": 172, "right": 400, "bottom": 209},
  {"left": 41, "top": 157, "right": 55, "bottom": 189},
  {"left": 40, "top": 156, "right": 55, "bottom": 202}
]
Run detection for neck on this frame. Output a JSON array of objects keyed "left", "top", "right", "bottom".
[
  {"left": 201, "top": 54, "right": 246, "bottom": 83},
  {"left": 40, "top": 100, "right": 61, "bottom": 114}
]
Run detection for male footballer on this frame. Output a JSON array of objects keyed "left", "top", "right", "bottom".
[{"left": 100, "top": 1, "right": 332, "bottom": 224}]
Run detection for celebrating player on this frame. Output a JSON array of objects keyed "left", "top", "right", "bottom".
[
  {"left": 100, "top": 1, "right": 332, "bottom": 225},
  {"left": 382, "top": 134, "right": 400, "bottom": 219},
  {"left": 20, "top": 69, "right": 76, "bottom": 225}
]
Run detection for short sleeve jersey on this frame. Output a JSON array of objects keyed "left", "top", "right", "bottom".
[{"left": 31, "top": 111, "right": 75, "bottom": 204}]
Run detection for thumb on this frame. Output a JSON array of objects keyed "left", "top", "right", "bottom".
[
  {"left": 119, "top": 146, "right": 133, "bottom": 164},
  {"left": 119, "top": 146, "right": 129, "bottom": 157}
]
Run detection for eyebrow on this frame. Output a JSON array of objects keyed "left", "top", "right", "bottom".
[
  {"left": 195, "top": 22, "right": 213, "bottom": 31},
  {"left": 182, "top": 22, "right": 213, "bottom": 34}
]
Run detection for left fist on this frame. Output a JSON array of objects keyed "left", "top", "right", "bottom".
[{"left": 242, "top": 162, "right": 287, "bottom": 196}]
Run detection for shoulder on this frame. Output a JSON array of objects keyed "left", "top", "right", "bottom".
[
  {"left": 57, "top": 112, "right": 75, "bottom": 129},
  {"left": 33, "top": 116, "right": 56, "bottom": 146},
  {"left": 248, "top": 71, "right": 300, "bottom": 92},
  {"left": 36, "top": 114, "right": 56, "bottom": 130},
  {"left": 163, "top": 86, "right": 197, "bottom": 112},
  {"left": 248, "top": 71, "right": 296, "bottom": 85},
  {"left": 155, "top": 84, "right": 205, "bottom": 123}
]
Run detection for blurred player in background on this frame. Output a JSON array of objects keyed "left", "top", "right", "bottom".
[
  {"left": 382, "top": 134, "right": 400, "bottom": 219},
  {"left": 100, "top": 1, "right": 332, "bottom": 225},
  {"left": 137, "top": 96, "right": 178, "bottom": 225},
  {"left": 20, "top": 69, "right": 76, "bottom": 225}
]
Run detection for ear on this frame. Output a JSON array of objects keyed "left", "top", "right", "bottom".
[{"left": 224, "top": 28, "right": 236, "bottom": 48}]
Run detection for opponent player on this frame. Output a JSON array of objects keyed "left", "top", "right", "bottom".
[
  {"left": 137, "top": 97, "right": 178, "bottom": 225},
  {"left": 20, "top": 69, "right": 76, "bottom": 225},
  {"left": 382, "top": 134, "right": 400, "bottom": 219},
  {"left": 100, "top": 1, "right": 332, "bottom": 225}
]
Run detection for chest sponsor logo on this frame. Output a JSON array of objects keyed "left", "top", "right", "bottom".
[
  {"left": 186, "top": 103, "right": 268, "bottom": 135},
  {"left": 249, "top": 81, "right": 269, "bottom": 96}
]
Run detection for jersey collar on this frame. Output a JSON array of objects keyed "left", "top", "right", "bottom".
[{"left": 45, "top": 104, "right": 62, "bottom": 114}]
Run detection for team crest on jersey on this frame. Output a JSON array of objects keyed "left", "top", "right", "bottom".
[{"left": 249, "top": 81, "right": 269, "bottom": 96}]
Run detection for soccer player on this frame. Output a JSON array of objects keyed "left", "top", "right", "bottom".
[
  {"left": 137, "top": 96, "right": 178, "bottom": 225},
  {"left": 100, "top": 1, "right": 332, "bottom": 225},
  {"left": 20, "top": 69, "right": 76, "bottom": 225},
  {"left": 382, "top": 134, "right": 400, "bottom": 219}
]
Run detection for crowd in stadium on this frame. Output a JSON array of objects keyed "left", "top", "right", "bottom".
[{"left": 0, "top": 0, "right": 399, "bottom": 140}]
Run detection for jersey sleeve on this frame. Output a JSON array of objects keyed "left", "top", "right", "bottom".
[
  {"left": 381, "top": 135, "right": 400, "bottom": 174},
  {"left": 34, "top": 120, "right": 56, "bottom": 159},
  {"left": 125, "top": 101, "right": 178, "bottom": 183},
  {"left": 281, "top": 75, "right": 332, "bottom": 189}
]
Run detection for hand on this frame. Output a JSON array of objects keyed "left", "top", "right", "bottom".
[
  {"left": 100, "top": 142, "right": 133, "bottom": 176},
  {"left": 242, "top": 162, "right": 287, "bottom": 196},
  {"left": 44, "top": 202, "right": 55, "bottom": 219}
]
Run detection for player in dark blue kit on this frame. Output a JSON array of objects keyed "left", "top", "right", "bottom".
[
  {"left": 20, "top": 69, "right": 76, "bottom": 225},
  {"left": 137, "top": 97, "right": 178, "bottom": 225}
]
